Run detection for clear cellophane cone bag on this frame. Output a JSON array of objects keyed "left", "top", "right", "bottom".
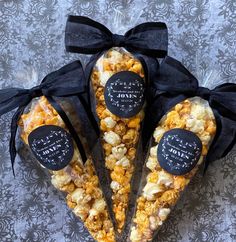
[
  {"left": 90, "top": 47, "right": 146, "bottom": 233},
  {"left": 18, "top": 96, "right": 116, "bottom": 242},
  {"left": 128, "top": 56, "right": 219, "bottom": 242},
  {"left": 129, "top": 97, "right": 216, "bottom": 242}
]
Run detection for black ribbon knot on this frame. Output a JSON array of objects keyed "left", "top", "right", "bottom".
[
  {"left": 112, "top": 34, "right": 126, "bottom": 47},
  {"left": 28, "top": 86, "right": 43, "bottom": 98}
]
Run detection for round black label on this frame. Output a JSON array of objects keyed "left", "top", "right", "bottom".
[
  {"left": 157, "top": 129, "right": 202, "bottom": 175},
  {"left": 104, "top": 71, "right": 145, "bottom": 118},
  {"left": 28, "top": 125, "right": 74, "bottom": 171}
]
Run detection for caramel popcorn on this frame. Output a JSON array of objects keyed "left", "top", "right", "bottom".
[
  {"left": 18, "top": 96, "right": 115, "bottom": 242},
  {"left": 91, "top": 47, "right": 145, "bottom": 231},
  {"left": 130, "top": 97, "right": 216, "bottom": 242}
]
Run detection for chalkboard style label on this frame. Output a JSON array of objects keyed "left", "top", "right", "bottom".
[
  {"left": 104, "top": 71, "right": 145, "bottom": 118},
  {"left": 28, "top": 125, "right": 74, "bottom": 171},
  {"left": 157, "top": 129, "right": 202, "bottom": 175}
]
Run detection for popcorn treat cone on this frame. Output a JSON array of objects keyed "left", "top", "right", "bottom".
[
  {"left": 129, "top": 55, "right": 236, "bottom": 241},
  {"left": 65, "top": 16, "right": 168, "bottom": 233},
  {"left": 18, "top": 96, "right": 115, "bottom": 242},
  {"left": 90, "top": 47, "right": 146, "bottom": 232},
  {"left": 129, "top": 97, "right": 216, "bottom": 242}
]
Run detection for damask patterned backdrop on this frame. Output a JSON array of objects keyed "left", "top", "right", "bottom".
[{"left": 0, "top": 1, "right": 236, "bottom": 242}]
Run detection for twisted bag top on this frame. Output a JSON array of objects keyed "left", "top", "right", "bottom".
[
  {"left": 65, "top": 15, "right": 168, "bottom": 57},
  {"left": 144, "top": 56, "right": 236, "bottom": 171}
]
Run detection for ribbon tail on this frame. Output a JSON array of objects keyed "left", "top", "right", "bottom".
[
  {"left": 77, "top": 94, "right": 99, "bottom": 135},
  {"left": 46, "top": 96, "right": 87, "bottom": 164},
  {"left": 9, "top": 106, "right": 26, "bottom": 176},
  {"left": 203, "top": 160, "right": 210, "bottom": 175}
]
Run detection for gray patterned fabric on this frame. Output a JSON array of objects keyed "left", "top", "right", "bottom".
[{"left": 0, "top": 1, "right": 236, "bottom": 242}]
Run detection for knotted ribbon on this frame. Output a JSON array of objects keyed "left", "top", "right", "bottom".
[
  {"left": 65, "top": 15, "right": 168, "bottom": 57},
  {"left": 0, "top": 61, "right": 92, "bottom": 175},
  {"left": 144, "top": 56, "right": 236, "bottom": 171}
]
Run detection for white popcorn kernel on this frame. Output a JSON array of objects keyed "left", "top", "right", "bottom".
[
  {"left": 103, "top": 116, "right": 117, "bottom": 129},
  {"left": 130, "top": 226, "right": 142, "bottom": 242},
  {"left": 149, "top": 216, "right": 160, "bottom": 231},
  {"left": 116, "top": 156, "right": 130, "bottom": 167},
  {"left": 100, "top": 71, "right": 113, "bottom": 87},
  {"left": 73, "top": 203, "right": 90, "bottom": 220},
  {"left": 205, "top": 106, "right": 215, "bottom": 119},
  {"left": 150, "top": 145, "right": 158, "bottom": 157},
  {"left": 104, "top": 131, "right": 121, "bottom": 146},
  {"left": 71, "top": 188, "right": 85, "bottom": 203},
  {"left": 92, "top": 198, "right": 106, "bottom": 212},
  {"left": 158, "top": 208, "right": 170, "bottom": 221},
  {"left": 109, "top": 50, "right": 123, "bottom": 62},
  {"left": 146, "top": 156, "right": 157, "bottom": 171},
  {"left": 190, "top": 104, "right": 206, "bottom": 119},
  {"left": 143, "top": 183, "right": 163, "bottom": 201},
  {"left": 157, "top": 170, "right": 173, "bottom": 187},
  {"left": 105, "top": 154, "right": 116, "bottom": 162},
  {"left": 51, "top": 171, "right": 71, "bottom": 189},
  {"left": 186, "top": 118, "right": 205, "bottom": 133},
  {"left": 153, "top": 127, "right": 165, "bottom": 142},
  {"left": 112, "top": 144, "right": 127, "bottom": 160},
  {"left": 110, "top": 181, "right": 121, "bottom": 191},
  {"left": 89, "top": 208, "right": 98, "bottom": 217},
  {"left": 81, "top": 194, "right": 92, "bottom": 204}
]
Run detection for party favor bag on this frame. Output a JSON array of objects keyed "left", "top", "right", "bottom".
[
  {"left": 65, "top": 15, "right": 167, "bottom": 232},
  {"left": 0, "top": 61, "right": 115, "bottom": 242},
  {"left": 129, "top": 56, "right": 236, "bottom": 242}
]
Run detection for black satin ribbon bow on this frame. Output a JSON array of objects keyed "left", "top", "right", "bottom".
[
  {"left": 65, "top": 15, "right": 168, "bottom": 57},
  {"left": 0, "top": 61, "right": 88, "bottom": 175},
  {"left": 145, "top": 56, "right": 236, "bottom": 171}
]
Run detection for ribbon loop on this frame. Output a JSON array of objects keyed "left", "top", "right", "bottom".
[{"left": 65, "top": 15, "right": 168, "bottom": 57}]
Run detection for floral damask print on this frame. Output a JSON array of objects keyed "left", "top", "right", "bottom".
[
  {"left": 177, "top": 0, "right": 210, "bottom": 28},
  {"left": 0, "top": 21, "right": 10, "bottom": 47},
  {"left": 63, "top": 213, "right": 93, "bottom": 242},
  {"left": 0, "top": 213, "right": 17, "bottom": 242},
  {"left": 67, "top": 0, "right": 100, "bottom": 18},
  {"left": 24, "top": 30, "right": 58, "bottom": 58},
  {"left": 189, "top": 221, "right": 220, "bottom": 242},
  {"left": 141, "top": 0, "right": 174, "bottom": 21},
  {"left": 175, "top": 29, "right": 209, "bottom": 71},
  {"left": 217, "top": 20, "right": 236, "bottom": 47},
  {"left": 221, "top": 149, "right": 236, "bottom": 179},
  {"left": 0, "top": 0, "right": 236, "bottom": 242},
  {"left": 0, "top": 182, "right": 13, "bottom": 209},
  {"left": 19, "top": 193, "right": 55, "bottom": 222},
  {"left": 217, "top": 48, "right": 236, "bottom": 81},
  {"left": 0, "top": 50, "right": 14, "bottom": 81},
  {"left": 218, "top": 0, "right": 236, "bottom": 18},
  {"left": 18, "top": 147, "right": 51, "bottom": 191},
  {"left": 222, "top": 182, "right": 236, "bottom": 205},
  {"left": 0, "top": 0, "right": 23, "bottom": 18},
  {"left": 20, "top": 223, "right": 54, "bottom": 242},
  {"left": 25, "top": 0, "right": 58, "bottom": 27}
]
